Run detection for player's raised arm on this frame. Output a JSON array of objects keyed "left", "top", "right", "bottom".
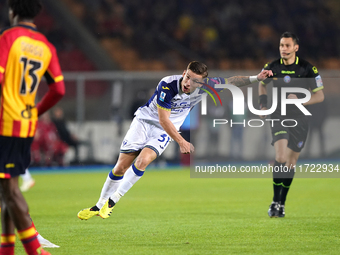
[
  {"left": 227, "top": 69, "right": 273, "bottom": 87},
  {"left": 201, "top": 70, "right": 273, "bottom": 91}
]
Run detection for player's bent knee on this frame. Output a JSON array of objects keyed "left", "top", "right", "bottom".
[
  {"left": 134, "top": 157, "right": 153, "bottom": 170},
  {"left": 114, "top": 158, "right": 137, "bottom": 175},
  {"left": 113, "top": 165, "right": 130, "bottom": 176}
]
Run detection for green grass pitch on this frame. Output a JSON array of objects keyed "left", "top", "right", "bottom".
[{"left": 11, "top": 168, "right": 340, "bottom": 254}]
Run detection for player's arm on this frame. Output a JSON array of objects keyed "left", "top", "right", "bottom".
[
  {"left": 0, "top": 31, "right": 10, "bottom": 85},
  {"left": 256, "top": 63, "right": 273, "bottom": 118},
  {"left": 227, "top": 69, "right": 273, "bottom": 87},
  {"left": 259, "top": 81, "right": 268, "bottom": 109},
  {"left": 202, "top": 69, "right": 273, "bottom": 93},
  {"left": 36, "top": 46, "right": 65, "bottom": 116},
  {"left": 258, "top": 81, "right": 268, "bottom": 119},
  {"left": 288, "top": 89, "right": 324, "bottom": 106},
  {"left": 36, "top": 79, "right": 65, "bottom": 116},
  {"left": 299, "top": 66, "right": 325, "bottom": 106},
  {"left": 304, "top": 89, "right": 324, "bottom": 105},
  {"left": 157, "top": 107, "right": 193, "bottom": 154}
]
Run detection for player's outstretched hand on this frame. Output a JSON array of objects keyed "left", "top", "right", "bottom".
[{"left": 257, "top": 70, "right": 273, "bottom": 81}]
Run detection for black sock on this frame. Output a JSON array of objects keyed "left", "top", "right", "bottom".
[
  {"left": 90, "top": 205, "right": 100, "bottom": 211},
  {"left": 272, "top": 160, "right": 285, "bottom": 203},
  {"left": 280, "top": 168, "right": 295, "bottom": 205}
]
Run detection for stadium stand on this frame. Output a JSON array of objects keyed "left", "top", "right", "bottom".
[
  {"left": 0, "top": 2, "right": 95, "bottom": 72},
  {"left": 60, "top": 0, "right": 340, "bottom": 70},
  {"left": 2, "top": 0, "right": 340, "bottom": 70}
]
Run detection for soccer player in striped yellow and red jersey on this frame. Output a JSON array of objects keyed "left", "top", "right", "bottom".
[{"left": 0, "top": 0, "right": 65, "bottom": 254}]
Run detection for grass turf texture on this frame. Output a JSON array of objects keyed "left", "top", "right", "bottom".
[{"left": 10, "top": 168, "right": 340, "bottom": 254}]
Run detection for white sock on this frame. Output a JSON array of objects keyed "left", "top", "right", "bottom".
[
  {"left": 111, "top": 165, "right": 144, "bottom": 203},
  {"left": 21, "top": 169, "right": 33, "bottom": 182},
  {"left": 96, "top": 171, "right": 122, "bottom": 208},
  {"left": 110, "top": 191, "right": 123, "bottom": 204}
]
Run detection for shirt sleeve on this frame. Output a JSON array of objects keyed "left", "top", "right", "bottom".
[
  {"left": 0, "top": 31, "right": 11, "bottom": 80},
  {"left": 37, "top": 45, "right": 65, "bottom": 116},
  {"left": 202, "top": 77, "right": 228, "bottom": 92},
  {"left": 156, "top": 81, "right": 177, "bottom": 111},
  {"left": 306, "top": 64, "right": 324, "bottom": 92},
  {"left": 43, "top": 44, "right": 64, "bottom": 84}
]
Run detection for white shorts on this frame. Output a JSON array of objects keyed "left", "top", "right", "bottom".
[{"left": 120, "top": 117, "right": 172, "bottom": 157}]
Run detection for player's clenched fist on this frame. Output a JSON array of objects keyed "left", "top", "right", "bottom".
[{"left": 179, "top": 140, "right": 194, "bottom": 154}]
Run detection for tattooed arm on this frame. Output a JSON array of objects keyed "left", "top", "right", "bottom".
[
  {"left": 227, "top": 76, "right": 253, "bottom": 87},
  {"left": 227, "top": 70, "right": 273, "bottom": 87}
]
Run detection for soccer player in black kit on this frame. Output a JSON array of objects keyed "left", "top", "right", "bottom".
[{"left": 258, "top": 32, "right": 325, "bottom": 217}]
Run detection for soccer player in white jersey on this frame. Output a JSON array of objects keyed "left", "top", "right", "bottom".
[{"left": 77, "top": 61, "right": 273, "bottom": 220}]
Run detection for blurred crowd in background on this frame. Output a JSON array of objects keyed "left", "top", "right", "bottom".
[{"left": 1, "top": 0, "right": 340, "bottom": 71}]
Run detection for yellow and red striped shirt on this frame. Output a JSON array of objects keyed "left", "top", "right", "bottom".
[{"left": 0, "top": 22, "right": 64, "bottom": 138}]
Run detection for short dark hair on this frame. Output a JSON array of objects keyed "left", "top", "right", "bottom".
[
  {"left": 187, "top": 61, "right": 208, "bottom": 78},
  {"left": 8, "top": 0, "right": 42, "bottom": 19},
  {"left": 281, "top": 31, "right": 299, "bottom": 45}
]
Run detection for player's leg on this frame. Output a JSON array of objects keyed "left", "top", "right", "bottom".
[
  {"left": 278, "top": 117, "right": 308, "bottom": 217},
  {"left": 268, "top": 139, "right": 288, "bottom": 217},
  {"left": 103, "top": 117, "right": 153, "bottom": 206},
  {"left": 0, "top": 177, "right": 42, "bottom": 255},
  {"left": 78, "top": 118, "right": 144, "bottom": 220},
  {"left": 277, "top": 148, "right": 300, "bottom": 217},
  {"left": 99, "top": 128, "right": 171, "bottom": 219},
  {"left": 77, "top": 152, "right": 138, "bottom": 220},
  {"left": 0, "top": 137, "right": 46, "bottom": 254},
  {"left": 0, "top": 198, "right": 16, "bottom": 254},
  {"left": 99, "top": 147, "right": 158, "bottom": 219},
  {"left": 267, "top": 119, "right": 290, "bottom": 218},
  {"left": 112, "top": 147, "right": 157, "bottom": 202},
  {"left": 273, "top": 139, "right": 288, "bottom": 197},
  {"left": 97, "top": 152, "right": 139, "bottom": 208}
]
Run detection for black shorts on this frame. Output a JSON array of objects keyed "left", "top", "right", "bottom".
[
  {"left": 0, "top": 136, "right": 33, "bottom": 179},
  {"left": 270, "top": 116, "right": 309, "bottom": 152}
]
